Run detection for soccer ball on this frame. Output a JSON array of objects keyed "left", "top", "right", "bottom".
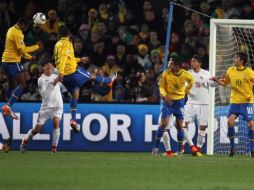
[{"left": 33, "top": 12, "right": 46, "bottom": 25}]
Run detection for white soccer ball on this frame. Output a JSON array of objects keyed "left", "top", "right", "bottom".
[{"left": 33, "top": 12, "right": 46, "bottom": 25}]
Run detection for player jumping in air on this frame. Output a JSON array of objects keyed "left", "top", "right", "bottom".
[
  {"left": 1, "top": 17, "right": 40, "bottom": 119},
  {"left": 152, "top": 56, "right": 194, "bottom": 157},
  {"left": 54, "top": 26, "right": 117, "bottom": 133},
  {"left": 20, "top": 62, "right": 62, "bottom": 154},
  {"left": 211, "top": 52, "right": 254, "bottom": 157}
]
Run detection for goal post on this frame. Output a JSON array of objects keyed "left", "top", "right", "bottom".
[{"left": 208, "top": 19, "right": 254, "bottom": 155}]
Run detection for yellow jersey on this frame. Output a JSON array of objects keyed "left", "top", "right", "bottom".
[
  {"left": 223, "top": 66, "right": 254, "bottom": 103},
  {"left": 160, "top": 69, "right": 194, "bottom": 100},
  {"left": 54, "top": 37, "right": 81, "bottom": 75},
  {"left": 2, "top": 25, "right": 39, "bottom": 62}
]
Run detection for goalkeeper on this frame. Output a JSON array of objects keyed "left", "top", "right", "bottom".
[{"left": 211, "top": 52, "right": 254, "bottom": 157}]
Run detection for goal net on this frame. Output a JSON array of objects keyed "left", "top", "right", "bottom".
[{"left": 208, "top": 19, "right": 254, "bottom": 155}]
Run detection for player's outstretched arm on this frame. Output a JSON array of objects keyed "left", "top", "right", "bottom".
[
  {"left": 207, "top": 79, "right": 218, "bottom": 87},
  {"left": 210, "top": 76, "right": 228, "bottom": 86},
  {"left": 21, "top": 42, "right": 40, "bottom": 53},
  {"left": 14, "top": 35, "right": 39, "bottom": 53},
  {"left": 77, "top": 56, "right": 89, "bottom": 64},
  {"left": 53, "top": 73, "right": 63, "bottom": 86}
]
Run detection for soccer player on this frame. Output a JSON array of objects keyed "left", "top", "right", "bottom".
[
  {"left": 1, "top": 17, "right": 40, "bottom": 119},
  {"left": 152, "top": 56, "right": 194, "bottom": 157},
  {"left": 20, "top": 62, "right": 62, "bottom": 153},
  {"left": 211, "top": 52, "right": 254, "bottom": 157},
  {"left": 183, "top": 54, "right": 216, "bottom": 156},
  {"left": 157, "top": 58, "right": 196, "bottom": 157},
  {"left": 54, "top": 26, "right": 117, "bottom": 133}
]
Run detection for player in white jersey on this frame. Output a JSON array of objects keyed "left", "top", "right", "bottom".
[
  {"left": 182, "top": 55, "right": 216, "bottom": 156},
  {"left": 20, "top": 62, "right": 63, "bottom": 154}
]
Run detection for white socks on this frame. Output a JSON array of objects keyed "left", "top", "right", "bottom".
[
  {"left": 183, "top": 128, "right": 194, "bottom": 146},
  {"left": 197, "top": 130, "right": 206, "bottom": 148},
  {"left": 24, "top": 129, "right": 35, "bottom": 142},
  {"left": 162, "top": 131, "right": 171, "bottom": 151},
  {"left": 52, "top": 128, "right": 60, "bottom": 147}
]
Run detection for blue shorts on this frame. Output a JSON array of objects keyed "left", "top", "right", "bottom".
[
  {"left": 1, "top": 62, "right": 23, "bottom": 77},
  {"left": 227, "top": 103, "right": 254, "bottom": 121},
  {"left": 63, "top": 66, "right": 91, "bottom": 93},
  {"left": 160, "top": 98, "right": 185, "bottom": 120}
]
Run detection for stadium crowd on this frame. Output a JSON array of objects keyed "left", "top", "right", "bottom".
[{"left": 0, "top": 0, "right": 254, "bottom": 103}]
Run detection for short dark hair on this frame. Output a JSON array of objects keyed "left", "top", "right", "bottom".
[
  {"left": 192, "top": 54, "right": 202, "bottom": 63},
  {"left": 235, "top": 52, "right": 248, "bottom": 66},
  {"left": 169, "top": 56, "right": 181, "bottom": 66},
  {"left": 42, "top": 62, "right": 55, "bottom": 67},
  {"left": 17, "top": 17, "right": 30, "bottom": 26},
  {"left": 59, "top": 26, "right": 70, "bottom": 37}
]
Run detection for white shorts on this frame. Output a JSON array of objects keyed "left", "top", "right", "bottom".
[
  {"left": 37, "top": 108, "right": 63, "bottom": 125},
  {"left": 184, "top": 104, "right": 208, "bottom": 126}
]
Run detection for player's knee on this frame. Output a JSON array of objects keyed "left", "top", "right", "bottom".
[
  {"left": 34, "top": 125, "right": 43, "bottom": 133},
  {"left": 72, "top": 90, "right": 79, "bottom": 99},
  {"left": 160, "top": 121, "right": 168, "bottom": 129},
  {"left": 175, "top": 125, "right": 182, "bottom": 130},
  {"left": 175, "top": 120, "right": 183, "bottom": 130},
  {"left": 32, "top": 129, "right": 39, "bottom": 135},
  {"left": 199, "top": 125, "right": 206, "bottom": 131},
  {"left": 227, "top": 119, "right": 235, "bottom": 127},
  {"left": 53, "top": 125, "right": 60, "bottom": 129},
  {"left": 248, "top": 121, "right": 254, "bottom": 130}
]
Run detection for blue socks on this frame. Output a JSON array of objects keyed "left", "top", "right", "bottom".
[
  {"left": 249, "top": 130, "right": 254, "bottom": 152},
  {"left": 154, "top": 127, "right": 165, "bottom": 148},
  {"left": 95, "top": 76, "right": 111, "bottom": 84},
  {"left": 5, "top": 88, "right": 14, "bottom": 99},
  {"left": 227, "top": 128, "right": 254, "bottom": 152},
  {"left": 8, "top": 85, "right": 24, "bottom": 106},
  {"left": 70, "top": 98, "right": 78, "bottom": 121},
  {"left": 228, "top": 127, "right": 235, "bottom": 148},
  {"left": 177, "top": 129, "right": 184, "bottom": 152}
]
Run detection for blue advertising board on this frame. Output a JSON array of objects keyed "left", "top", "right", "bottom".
[{"left": 0, "top": 102, "right": 202, "bottom": 152}]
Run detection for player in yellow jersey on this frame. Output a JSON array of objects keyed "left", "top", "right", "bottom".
[
  {"left": 152, "top": 56, "right": 194, "bottom": 157},
  {"left": 54, "top": 26, "right": 117, "bottom": 133},
  {"left": 211, "top": 52, "right": 254, "bottom": 157},
  {"left": 1, "top": 17, "right": 40, "bottom": 119}
]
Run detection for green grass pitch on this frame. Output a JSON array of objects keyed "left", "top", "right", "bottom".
[{"left": 0, "top": 151, "right": 253, "bottom": 190}]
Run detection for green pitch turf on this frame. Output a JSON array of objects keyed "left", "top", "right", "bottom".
[{"left": 0, "top": 152, "right": 253, "bottom": 190}]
